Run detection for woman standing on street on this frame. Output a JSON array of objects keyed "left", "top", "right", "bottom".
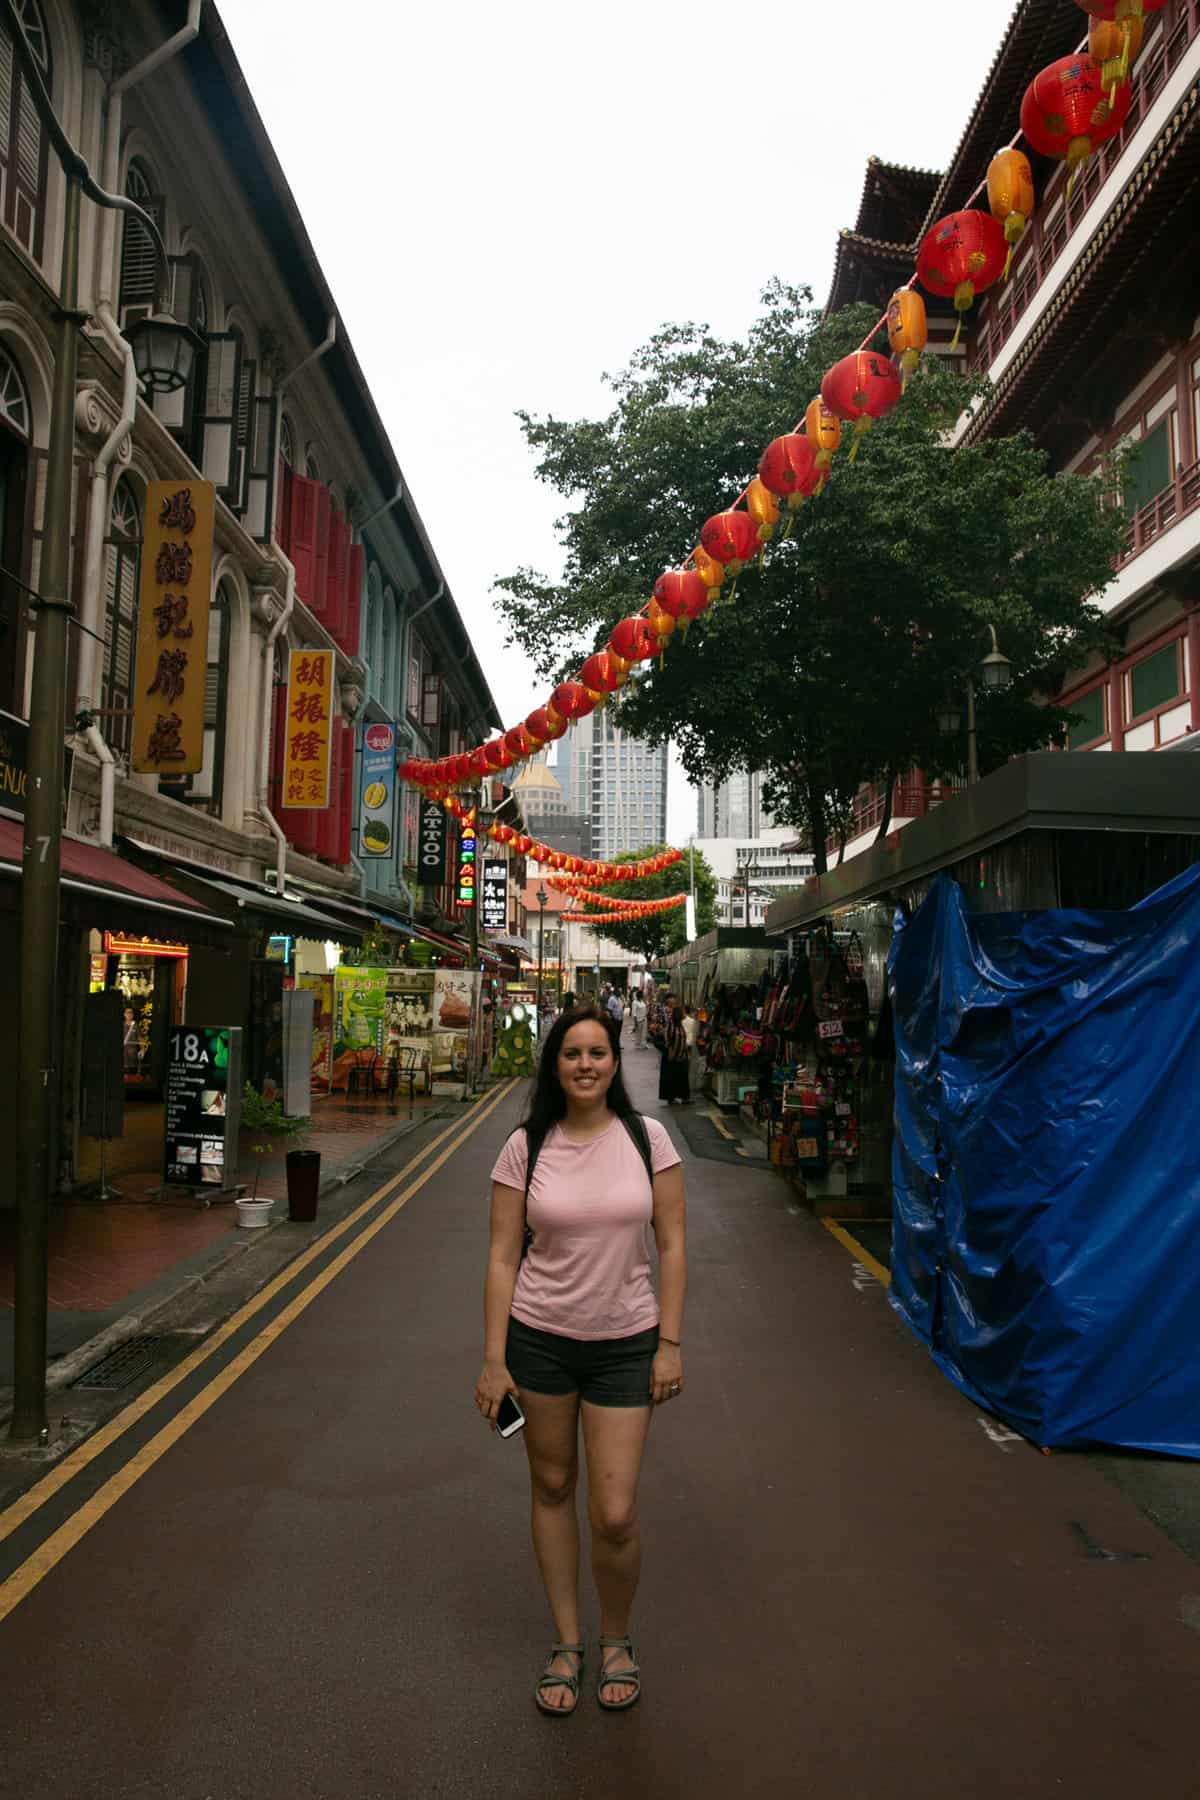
[
  {"left": 659, "top": 1004, "right": 692, "bottom": 1106},
  {"left": 476, "top": 1004, "right": 687, "bottom": 1716}
]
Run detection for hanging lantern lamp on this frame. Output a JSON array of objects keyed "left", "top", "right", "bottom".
[
  {"left": 550, "top": 680, "right": 596, "bottom": 721},
  {"left": 804, "top": 398, "right": 842, "bottom": 491},
  {"left": 699, "top": 510, "right": 760, "bottom": 577},
  {"left": 886, "top": 288, "right": 928, "bottom": 386},
  {"left": 916, "top": 209, "right": 1009, "bottom": 348},
  {"left": 609, "top": 615, "right": 657, "bottom": 663},
  {"left": 483, "top": 737, "right": 512, "bottom": 771},
  {"left": 1020, "top": 53, "right": 1132, "bottom": 197},
  {"left": 504, "top": 724, "right": 533, "bottom": 762},
  {"left": 986, "top": 149, "right": 1037, "bottom": 279},
  {"left": 467, "top": 746, "right": 492, "bottom": 778},
  {"left": 692, "top": 544, "right": 726, "bottom": 601},
  {"left": 525, "top": 705, "right": 567, "bottom": 746},
  {"left": 1075, "top": 0, "right": 1163, "bottom": 99},
  {"left": 746, "top": 477, "right": 782, "bottom": 543},
  {"left": 820, "top": 352, "right": 903, "bottom": 461},
  {"left": 654, "top": 570, "right": 709, "bottom": 620},
  {"left": 646, "top": 597, "right": 676, "bottom": 646},
  {"left": 757, "top": 433, "right": 820, "bottom": 513},
  {"left": 577, "top": 650, "right": 628, "bottom": 699}
]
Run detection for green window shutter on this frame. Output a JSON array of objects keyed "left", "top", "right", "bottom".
[
  {"left": 1129, "top": 642, "right": 1181, "bottom": 720},
  {"left": 1122, "top": 419, "right": 1171, "bottom": 520},
  {"left": 1067, "top": 685, "right": 1106, "bottom": 750}
]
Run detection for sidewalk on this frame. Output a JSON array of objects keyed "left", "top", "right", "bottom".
[{"left": 0, "top": 1086, "right": 448, "bottom": 1392}]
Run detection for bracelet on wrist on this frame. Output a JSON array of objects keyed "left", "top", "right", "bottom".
[{"left": 659, "top": 1334, "right": 681, "bottom": 1347}]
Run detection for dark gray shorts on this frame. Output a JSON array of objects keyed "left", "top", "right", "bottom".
[{"left": 506, "top": 1315, "right": 659, "bottom": 1408}]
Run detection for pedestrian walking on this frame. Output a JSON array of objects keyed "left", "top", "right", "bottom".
[
  {"left": 631, "top": 993, "right": 648, "bottom": 1048},
  {"left": 476, "top": 1004, "right": 687, "bottom": 1717},
  {"left": 682, "top": 1003, "right": 700, "bottom": 1097},
  {"left": 606, "top": 989, "right": 625, "bottom": 1029},
  {"left": 658, "top": 1004, "right": 691, "bottom": 1105}
]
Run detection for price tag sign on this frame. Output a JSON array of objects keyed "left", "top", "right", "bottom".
[
  {"left": 164, "top": 1026, "right": 242, "bottom": 1187},
  {"left": 817, "top": 1019, "right": 845, "bottom": 1041}
]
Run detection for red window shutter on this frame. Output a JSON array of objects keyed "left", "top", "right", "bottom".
[
  {"left": 287, "top": 473, "right": 320, "bottom": 607},
  {"left": 276, "top": 461, "right": 292, "bottom": 553},
  {"left": 326, "top": 505, "right": 348, "bottom": 645},
  {"left": 310, "top": 485, "right": 332, "bottom": 621}
]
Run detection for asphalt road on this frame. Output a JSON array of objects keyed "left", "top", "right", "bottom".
[{"left": 2, "top": 1054, "right": 1197, "bottom": 1798}]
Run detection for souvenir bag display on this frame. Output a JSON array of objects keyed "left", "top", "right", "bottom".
[{"left": 814, "top": 935, "right": 867, "bottom": 1063}]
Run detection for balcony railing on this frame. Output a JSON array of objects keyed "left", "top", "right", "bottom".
[
  {"left": 824, "top": 778, "right": 963, "bottom": 863},
  {"left": 1120, "top": 459, "right": 1200, "bottom": 566},
  {"left": 970, "top": 0, "right": 1200, "bottom": 375}
]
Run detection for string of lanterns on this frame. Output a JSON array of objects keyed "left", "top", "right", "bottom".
[
  {"left": 436, "top": 790, "right": 682, "bottom": 881},
  {"left": 549, "top": 885, "right": 687, "bottom": 912},
  {"left": 398, "top": 5, "right": 1150, "bottom": 844}
]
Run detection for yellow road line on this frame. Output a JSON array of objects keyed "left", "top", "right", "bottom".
[
  {"left": 0, "top": 1077, "right": 519, "bottom": 1624},
  {"left": 705, "top": 1109, "right": 736, "bottom": 1142},
  {"left": 821, "top": 1219, "right": 892, "bottom": 1288},
  {"left": 0, "top": 1080, "right": 518, "bottom": 1551}
]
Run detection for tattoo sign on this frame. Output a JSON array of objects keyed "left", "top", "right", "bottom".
[{"left": 132, "top": 481, "right": 216, "bottom": 774}]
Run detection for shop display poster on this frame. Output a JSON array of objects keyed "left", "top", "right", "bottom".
[
  {"left": 359, "top": 720, "right": 396, "bottom": 858},
  {"left": 298, "top": 972, "right": 334, "bottom": 1089},
  {"left": 431, "top": 969, "right": 478, "bottom": 1090},
  {"left": 481, "top": 858, "right": 507, "bottom": 933},
  {"left": 164, "top": 1025, "right": 241, "bottom": 1188},
  {"left": 332, "top": 967, "right": 387, "bottom": 1087}
]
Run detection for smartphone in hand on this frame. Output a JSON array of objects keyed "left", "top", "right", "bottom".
[{"left": 495, "top": 1392, "right": 525, "bottom": 1439}]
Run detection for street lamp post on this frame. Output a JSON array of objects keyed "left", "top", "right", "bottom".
[
  {"left": 940, "top": 623, "right": 1013, "bottom": 788},
  {"left": 536, "top": 885, "right": 548, "bottom": 1024},
  {"left": 5, "top": 2, "right": 194, "bottom": 1443}
]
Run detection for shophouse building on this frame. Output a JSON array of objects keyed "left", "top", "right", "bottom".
[
  {"left": 821, "top": 0, "right": 1200, "bottom": 864},
  {"left": 0, "top": 0, "right": 499, "bottom": 1190}
]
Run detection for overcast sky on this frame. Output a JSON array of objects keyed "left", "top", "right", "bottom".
[{"left": 220, "top": 0, "right": 1017, "bottom": 841}]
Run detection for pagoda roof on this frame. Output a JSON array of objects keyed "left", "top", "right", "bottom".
[
  {"left": 854, "top": 156, "right": 942, "bottom": 246},
  {"left": 825, "top": 228, "right": 920, "bottom": 316}
]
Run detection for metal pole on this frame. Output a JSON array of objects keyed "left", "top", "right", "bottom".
[
  {"left": 537, "top": 898, "right": 546, "bottom": 1020},
  {"left": 966, "top": 675, "right": 979, "bottom": 786},
  {"left": 11, "top": 172, "right": 82, "bottom": 1444}
]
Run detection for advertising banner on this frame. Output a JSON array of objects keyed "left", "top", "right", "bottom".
[
  {"left": 298, "top": 972, "right": 334, "bottom": 1091},
  {"left": 132, "top": 481, "right": 216, "bottom": 775},
  {"left": 431, "top": 968, "right": 479, "bottom": 1093},
  {"left": 281, "top": 648, "right": 335, "bottom": 809},
  {"left": 481, "top": 858, "right": 507, "bottom": 933},
  {"left": 164, "top": 1025, "right": 242, "bottom": 1188},
  {"left": 0, "top": 707, "right": 74, "bottom": 821},
  {"left": 359, "top": 720, "right": 396, "bottom": 858},
  {"left": 331, "top": 966, "right": 387, "bottom": 1088},
  {"left": 418, "top": 796, "right": 448, "bottom": 884}
]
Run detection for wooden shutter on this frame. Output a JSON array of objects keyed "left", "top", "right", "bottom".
[
  {"left": 1, "top": 40, "right": 49, "bottom": 262},
  {"left": 230, "top": 358, "right": 256, "bottom": 514},
  {"left": 311, "top": 484, "right": 331, "bottom": 620},
  {"left": 246, "top": 395, "right": 275, "bottom": 541},
  {"left": 200, "top": 331, "right": 242, "bottom": 498},
  {"left": 285, "top": 471, "right": 319, "bottom": 605},
  {"left": 421, "top": 672, "right": 441, "bottom": 730},
  {"left": 325, "top": 503, "right": 347, "bottom": 642},
  {"left": 118, "top": 194, "right": 166, "bottom": 316}
]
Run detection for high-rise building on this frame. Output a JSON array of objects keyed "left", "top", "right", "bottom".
[
  {"left": 509, "top": 757, "right": 590, "bottom": 859},
  {"left": 588, "top": 710, "right": 668, "bottom": 858},
  {"left": 697, "top": 771, "right": 774, "bottom": 839}
]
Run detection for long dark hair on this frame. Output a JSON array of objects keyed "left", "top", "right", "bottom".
[{"left": 521, "top": 1004, "right": 636, "bottom": 1139}]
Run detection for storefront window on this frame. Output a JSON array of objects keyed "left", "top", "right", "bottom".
[{"left": 1127, "top": 641, "right": 1181, "bottom": 722}]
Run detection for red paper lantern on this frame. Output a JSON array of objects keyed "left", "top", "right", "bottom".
[
  {"left": 493, "top": 823, "right": 514, "bottom": 844},
  {"left": 699, "top": 510, "right": 760, "bottom": 577},
  {"left": 526, "top": 705, "right": 567, "bottom": 744},
  {"left": 1020, "top": 54, "right": 1131, "bottom": 194},
  {"left": 758, "top": 434, "right": 820, "bottom": 511},
  {"left": 550, "top": 681, "right": 596, "bottom": 721},
  {"left": 504, "top": 724, "right": 533, "bottom": 762},
  {"left": 820, "top": 352, "right": 903, "bottom": 461},
  {"left": 654, "top": 570, "right": 708, "bottom": 620},
  {"left": 916, "top": 210, "right": 1008, "bottom": 347},
  {"left": 609, "top": 615, "right": 657, "bottom": 662},
  {"left": 483, "top": 738, "right": 512, "bottom": 770},
  {"left": 578, "top": 651, "right": 627, "bottom": 696},
  {"left": 514, "top": 834, "right": 532, "bottom": 854},
  {"left": 468, "top": 746, "right": 491, "bottom": 778}
]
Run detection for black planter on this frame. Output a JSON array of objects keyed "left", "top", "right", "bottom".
[{"left": 286, "top": 1149, "right": 321, "bottom": 1222}]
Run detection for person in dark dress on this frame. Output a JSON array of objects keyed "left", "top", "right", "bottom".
[{"left": 659, "top": 1005, "right": 690, "bottom": 1106}]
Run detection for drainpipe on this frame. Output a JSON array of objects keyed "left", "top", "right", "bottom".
[
  {"left": 74, "top": 2, "right": 204, "bottom": 838},
  {"left": 271, "top": 316, "right": 337, "bottom": 543},
  {"left": 257, "top": 563, "right": 294, "bottom": 892}
]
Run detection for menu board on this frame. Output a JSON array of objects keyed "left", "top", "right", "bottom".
[
  {"left": 481, "top": 859, "right": 507, "bottom": 933},
  {"left": 164, "top": 1026, "right": 242, "bottom": 1188}
]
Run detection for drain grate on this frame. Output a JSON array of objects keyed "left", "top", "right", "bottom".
[{"left": 73, "top": 1334, "right": 163, "bottom": 1391}]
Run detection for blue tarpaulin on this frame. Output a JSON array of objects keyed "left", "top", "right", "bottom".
[{"left": 888, "top": 863, "right": 1200, "bottom": 1457}]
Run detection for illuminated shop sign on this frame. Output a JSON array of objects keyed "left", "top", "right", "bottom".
[
  {"left": 104, "top": 933, "right": 188, "bottom": 959},
  {"left": 457, "top": 808, "right": 478, "bottom": 909}
]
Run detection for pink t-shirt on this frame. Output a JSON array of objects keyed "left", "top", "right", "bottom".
[{"left": 491, "top": 1114, "right": 681, "bottom": 1341}]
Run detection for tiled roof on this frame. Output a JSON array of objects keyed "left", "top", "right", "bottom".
[{"left": 855, "top": 156, "right": 942, "bottom": 246}]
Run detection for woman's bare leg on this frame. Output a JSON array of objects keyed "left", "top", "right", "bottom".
[
  {"left": 521, "top": 1388, "right": 583, "bottom": 1709},
  {"left": 581, "top": 1400, "right": 653, "bottom": 1704}
]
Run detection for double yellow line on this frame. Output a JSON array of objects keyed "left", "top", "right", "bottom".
[{"left": 0, "top": 1078, "right": 519, "bottom": 1624}]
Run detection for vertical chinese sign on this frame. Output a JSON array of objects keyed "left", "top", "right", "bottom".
[
  {"left": 281, "top": 649, "right": 334, "bottom": 808},
  {"left": 457, "top": 807, "right": 478, "bottom": 910},
  {"left": 132, "top": 482, "right": 216, "bottom": 774}
]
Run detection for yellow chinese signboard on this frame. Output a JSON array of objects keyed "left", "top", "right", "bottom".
[
  {"left": 131, "top": 481, "right": 216, "bottom": 774},
  {"left": 281, "top": 648, "right": 334, "bottom": 808}
]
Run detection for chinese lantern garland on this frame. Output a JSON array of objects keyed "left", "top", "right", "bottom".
[{"left": 398, "top": 11, "right": 1148, "bottom": 822}]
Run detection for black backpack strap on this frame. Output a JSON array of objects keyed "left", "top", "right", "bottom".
[
  {"left": 620, "top": 1112, "right": 655, "bottom": 1192},
  {"left": 522, "top": 1122, "right": 547, "bottom": 1200}
]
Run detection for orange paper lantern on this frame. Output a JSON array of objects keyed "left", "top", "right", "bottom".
[
  {"left": 886, "top": 288, "right": 928, "bottom": 384},
  {"left": 987, "top": 148, "right": 1037, "bottom": 278}
]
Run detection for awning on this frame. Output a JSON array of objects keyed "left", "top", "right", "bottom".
[
  {"left": 159, "top": 871, "right": 365, "bottom": 946},
  {"left": 0, "top": 818, "right": 230, "bottom": 930},
  {"left": 489, "top": 932, "right": 533, "bottom": 958}
]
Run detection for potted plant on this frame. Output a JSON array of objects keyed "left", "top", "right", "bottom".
[{"left": 238, "top": 1084, "right": 316, "bottom": 1225}]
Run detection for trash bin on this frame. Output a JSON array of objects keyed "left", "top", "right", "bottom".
[{"left": 286, "top": 1149, "right": 321, "bottom": 1222}]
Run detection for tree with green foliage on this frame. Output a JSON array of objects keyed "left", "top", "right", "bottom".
[
  {"left": 496, "top": 283, "right": 1125, "bottom": 871},
  {"left": 582, "top": 843, "right": 716, "bottom": 961}
]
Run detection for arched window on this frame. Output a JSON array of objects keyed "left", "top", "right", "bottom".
[
  {"left": 279, "top": 412, "right": 295, "bottom": 469},
  {"left": 0, "top": 0, "right": 51, "bottom": 261},
  {"left": 0, "top": 341, "right": 31, "bottom": 710},
  {"left": 304, "top": 445, "right": 322, "bottom": 482},
  {"left": 184, "top": 578, "right": 230, "bottom": 812},
  {"left": 119, "top": 158, "right": 166, "bottom": 316},
  {"left": 101, "top": 479, "right": 141, "bottom": 761}
]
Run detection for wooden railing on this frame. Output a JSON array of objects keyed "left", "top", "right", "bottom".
[
  {"left": 970, "top": 0, "right": 1200, "bottom": 375},
  {"left": 824, "top": 778, "right": 963, "bottom": 863},
  {"left": 1119, "top": 458, "right": 1200, "bottom": 565}
]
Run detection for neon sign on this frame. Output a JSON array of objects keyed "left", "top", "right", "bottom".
[{"left": 457, "top": 808, "right": 478, "bottom": 909}]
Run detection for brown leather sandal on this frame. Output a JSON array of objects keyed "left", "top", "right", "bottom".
[
  {"left": 534, "top": 1642, "right": 584, "bottom": 1716},
  {"left": 597, "top": 1635, "right": 641, "bottom": 1711}
]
